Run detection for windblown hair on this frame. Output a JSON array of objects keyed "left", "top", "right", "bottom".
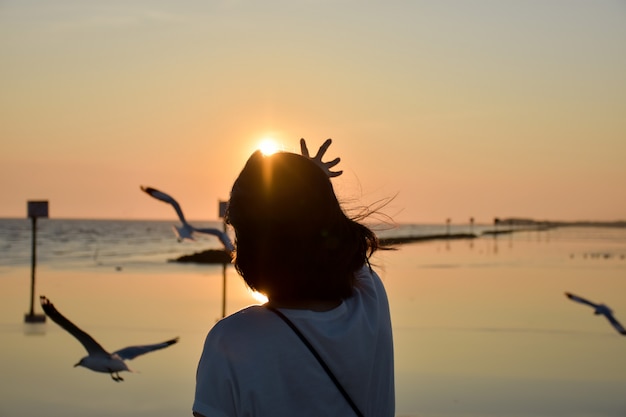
[{"left": 226, "top": 150, "right": 379, "bottom": 303}]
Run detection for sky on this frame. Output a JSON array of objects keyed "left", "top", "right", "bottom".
[{"left": 1, "top": 0, "right": 625, "bottom": 224}]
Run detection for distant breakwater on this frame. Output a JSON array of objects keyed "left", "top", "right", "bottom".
[
  {"left": 378, "top": 233, "right": 477, "bottom": 246},
  {"left": 169, "top": 227, "right": 543, "bottom": 264},
  {"left": 373, "top": 225, "right": 552, "bottom": 246},
  {"left": 158, "top": 220, "right": 626, "bottom": 264},
  {"left": 169, "top": 249, "right": 233, "bottom": 264}
]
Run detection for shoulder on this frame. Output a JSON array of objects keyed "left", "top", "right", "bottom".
[
  {"left": 202, "top": 305, "right": 283, "bottom": 353},
  {"left": 354, "top": 264, "right": 387, "bottom": 299},
  {"left": 347, "top": 264, "right": 391, "bottom": 327},
  {"left": 209, "top": 305, "right": 273, "bottom": 335},
  {"left": 197, "top": 304, "right": 307, "bottom": 379}
]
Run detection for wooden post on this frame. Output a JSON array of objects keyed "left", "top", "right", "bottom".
[
  {"left": 29, "top": 216, "right": 37, "bottom": 316},
  {"left": 219, "top": 200, "right": 229, "bottom": 318},
  {"left": 25, "top": 200, "right": 48, "bottom": 323}
]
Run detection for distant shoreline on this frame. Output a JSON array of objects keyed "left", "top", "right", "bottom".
[
  {"left": 1, "top": 217, "right": 624, "bottom": 227},
  {"left": 170, "top": 220, "right": 626, "bottom": 264},
  {"left": 495, "top": 218, "right": 626, "bottom": 228}
]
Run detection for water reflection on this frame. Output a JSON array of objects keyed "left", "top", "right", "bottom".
[
  {"left": 23, "top": 322, "right": 46, "bottom": 336},
  {"left": 1, "top": 229, "right": 625, "bottom": 417}
]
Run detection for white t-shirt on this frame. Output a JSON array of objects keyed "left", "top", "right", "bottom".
[{"left": 193, "top": 265, "right": 395, "bottom": 417}]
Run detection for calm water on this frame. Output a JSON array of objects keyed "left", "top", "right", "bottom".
[
  {"left": 0, "top": 218, "right": 495, "bottom": 269},
  {"left": 1, "top": 219, "right": 625, "bottom": 417}
]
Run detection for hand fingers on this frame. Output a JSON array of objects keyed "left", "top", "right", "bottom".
[
  {"left": 299, "top": 138, "right": 310, "bottom": 158},
  {"left": 325, "top": 157, "right": 340, "bottom": 168},
  {"left": 313, "top": 138, "right": 333, "bottom": 160},
  {"left": 300, "top": 138, "right": 342, "bottom": 177}
]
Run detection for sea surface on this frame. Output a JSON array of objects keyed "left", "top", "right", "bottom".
[
  {"left": 0, "top": 218, "right": 497, "bottom": 269},
  {"left": 1, "top": 218, "right": 625, "bottom": 417}
]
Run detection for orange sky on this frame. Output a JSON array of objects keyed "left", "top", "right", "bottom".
[{"left": 1, "top": 1, "right": 625, "bottom": 224}]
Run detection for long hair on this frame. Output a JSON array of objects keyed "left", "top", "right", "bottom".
[{"left": 226, "top": 151, "right": 378, "bottom": 303}]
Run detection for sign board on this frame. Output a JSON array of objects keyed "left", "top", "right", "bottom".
[
  {"left": 27, "top": 201, "right": 49, "bottom": 218},
  {"left": 218, "top": 200, "right": 228, "bottom": 218}
]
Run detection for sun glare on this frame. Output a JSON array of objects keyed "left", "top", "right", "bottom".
[
  {"left": 258, "top": 139, "right": 280, "bottom": 156},
  {"left": 249, "top": 289, "right": 269, "bottom": 304}
]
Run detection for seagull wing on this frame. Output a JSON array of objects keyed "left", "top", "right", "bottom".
[
  {"left": 113, "top": 337, "right": 180, "bottom": 360},
  {"left": 140, "top": 186, "right": 188, "bottom": 224},
  {"left": 192, "top": 227, "right": 234, "bottom": 251},
  {"left": 604, "top": 313, "right": 626, "bottom": 335},
  {"left": 40, "top": 296, "right": 109, "bottom": 356},
  {"left": 173, "top": 224, "right": 195, "bottom": 241},
  {"left": 565, "top": 292, "right": 599, "bottom": 309}
]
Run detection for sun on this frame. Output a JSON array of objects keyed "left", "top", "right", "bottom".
[{"left": 258, "top": 138, "right": 280, "bottom": 156}]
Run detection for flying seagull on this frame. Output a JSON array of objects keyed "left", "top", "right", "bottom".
[
  {"left": 40, "top": 295, "right": 179, "bottom": 381},
  {"left": 565, "top": 292, "right": 626, "bottom": 335},
  {"left": 140, "top": 185, "right": 234, "bottom": 251}
]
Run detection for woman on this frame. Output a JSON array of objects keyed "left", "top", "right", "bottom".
[{"left": 193, "top": 139, "right": 394, "bottom": 417}]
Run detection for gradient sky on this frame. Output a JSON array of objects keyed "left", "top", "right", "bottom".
[{"left": 1, "top": 0, "right": 625, "bottom": 224}]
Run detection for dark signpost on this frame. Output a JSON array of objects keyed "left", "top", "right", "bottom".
[{"left": 25, "top": 200, "right": 48, "bottom": 323}]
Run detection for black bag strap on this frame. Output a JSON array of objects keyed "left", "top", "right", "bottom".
[{"left": 265, "top": 305, "right": 364, "bottom": 417}]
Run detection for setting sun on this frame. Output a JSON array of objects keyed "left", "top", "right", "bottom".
[{"left": 258, "top": 139, "right": 280, "bottom": 156}]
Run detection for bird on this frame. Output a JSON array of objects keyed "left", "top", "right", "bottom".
[
  {"left": 565, "top": 292, "right": 626, "bottom": 335},
  {"left": 140, "top": 185, "right": 234, "bottom": 251},
  {"left": 40, "top": 295, "right": 179, "bottom": 382}
]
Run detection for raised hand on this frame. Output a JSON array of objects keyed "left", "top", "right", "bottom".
[{"left": 300, "top": 138, "right": 343, "bottom": 178}]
